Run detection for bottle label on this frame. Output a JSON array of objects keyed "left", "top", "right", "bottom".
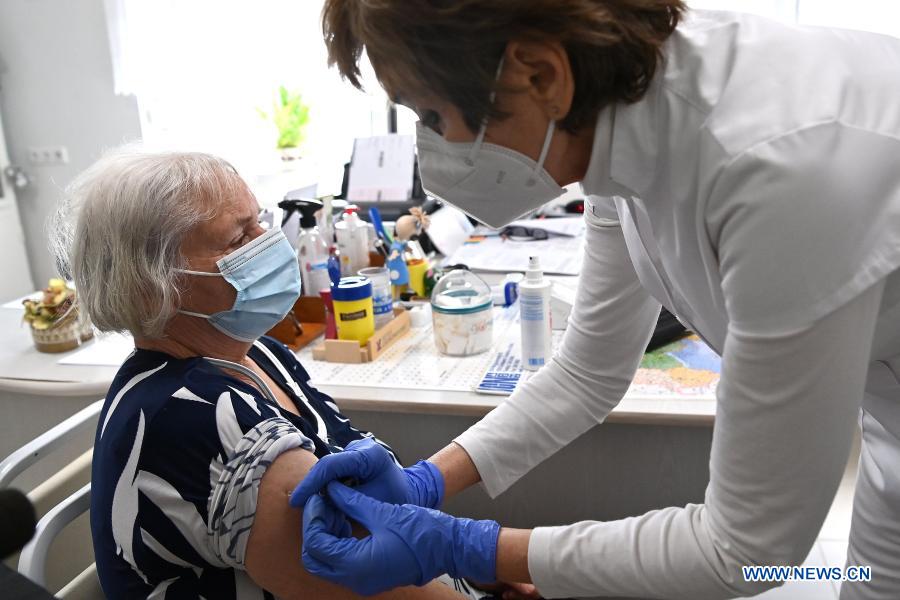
[
  {"left": 372, "top": 290, "right": 393, "bottom": 315},
  {"left": 340, "top": 309, "right": 368, "bottom": 321},
  {"left": 520, "top": 293, "right": 551, "bottom": 370},
  {"left": 520, "top": 294, "right": 546, "bottom": 321}
]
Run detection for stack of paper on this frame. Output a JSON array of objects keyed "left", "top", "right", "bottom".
[
  {"left": 347, "top": 134, "right": 415, "bottom": 202},
  {"left": 442, "top": 234, "right": 583, "bottom": 275}
]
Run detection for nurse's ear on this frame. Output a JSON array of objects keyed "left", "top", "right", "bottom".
[{"left": 502, "top": 40, "right": 576, "bottom": 121}]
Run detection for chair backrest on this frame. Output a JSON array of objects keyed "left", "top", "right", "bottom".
[{"left": 0, "top": 400, "right": 102, "bottom": 489}]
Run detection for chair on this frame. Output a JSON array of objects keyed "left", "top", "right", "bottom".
[
  {"left": 18, "top": 484, "right": 99, "bottom": 599},
  {"left": 0, "top": 400, "right": 101, "bottom": 490},
  {"left": 0, "top": 400, "right": 103, "bottom": 599}
]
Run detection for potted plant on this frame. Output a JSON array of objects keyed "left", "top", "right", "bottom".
[
  {"left": 22, "top": 279, "right": 93, "bottom": 353},
  {"left": 259, "top": 85, "right": 310, "bottom": 161}
]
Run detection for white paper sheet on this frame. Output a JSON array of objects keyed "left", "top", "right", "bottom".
[
  {"left": 347, "top": 135, "right": 415, "bottom": 202},
  {"left": 57, "top": 332, "right": 135, "bottom": 366},
  {"left": 473, "top": 217, "right": 585, "bottom": 238},
  {"left": 507, "top": 217, "right": 585, "bottom": 237},
  {"left": 297, "top": 305, "right": 562, "bottom": 393},
  {"left": 425, "top": 205, "right": 474, "bottom": 256},
  {"left": 442, "top": 234, "right": 583, "bottom": 275}
]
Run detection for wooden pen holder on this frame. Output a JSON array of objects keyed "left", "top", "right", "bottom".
[{"left": 312, "top": 308, "right": 410, "bottom": 363}]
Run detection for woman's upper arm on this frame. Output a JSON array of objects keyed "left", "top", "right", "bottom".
[{"left": 244, "top": 448, "right": 464, "bottom": 600}]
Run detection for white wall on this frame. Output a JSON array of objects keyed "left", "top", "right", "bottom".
[{"left": 0, "top": 0, "right": 142, "bottom": 287}]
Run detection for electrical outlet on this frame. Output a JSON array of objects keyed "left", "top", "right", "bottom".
[{"left": 27, "top": 146, "right": 69, "bottom": 165}]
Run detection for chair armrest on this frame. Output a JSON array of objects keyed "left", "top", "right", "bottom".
[{"left": 18, "top": 483, "right": 91, "bottom": 587}]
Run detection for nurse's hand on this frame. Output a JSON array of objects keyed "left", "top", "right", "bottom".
[
  {"left": 289, "top": 438, "right": 444, "bottom": 510},
  {"left": 501, "top": 582, "right": 541, "bottom": 599},
  {"left": 302, "top": 481, "right": 500, "bottom": 596}
]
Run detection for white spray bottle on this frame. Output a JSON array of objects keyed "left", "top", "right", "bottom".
[
  {"left": 295, "top": 200, "right": 332, "bottom": 296},
  {"left": 519, "top": 256, "right": 552, "bottom": 371},
  {"left": 335, "top": 207, "right": 370, "bottom": 275}
]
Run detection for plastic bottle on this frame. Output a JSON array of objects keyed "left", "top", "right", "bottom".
[
  {"left": 295, "top": 200, "right": 332, "bottom": 296},
  {"left": 327, "top": 247, "right": 341, "bottom": 287},
  {"left": 319, "top": 289, "right": 338, "bottom": 340},
  {"left": 335, "top": 208, "right": 370, "bottom": 276},
  {"left": 318, "top": 195, "right": 335, "bottom": 247},
  {"left": 519, "top": 256, "right": 552, "bottom": 371},
  {"left": 350, "top": 210, "right": 371, "bottom": 270},
  {"left": 406, "top": 258, "right": 429, "bottom": 297},
  {"left": 359, "top": 266, "right": 393, "bottom": 329},
  {"left": 332, "top": 276, "right": 375, "bottom": 345}
]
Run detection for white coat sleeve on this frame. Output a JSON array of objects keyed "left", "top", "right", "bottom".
[
  {"left": 527, "top": 275, "right": 885, "bottom": 599},
  {"left": 453, "top": 197, "right": 662, "bottom": 498}
]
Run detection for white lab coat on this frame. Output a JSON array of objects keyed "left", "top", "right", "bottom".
[{"left": 454, "top": 10, "right": 900, "bottom": 599}]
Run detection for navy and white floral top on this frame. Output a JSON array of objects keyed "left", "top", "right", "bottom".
[{"left": 90, "top": 336, "right": 389, "bottom": 599}]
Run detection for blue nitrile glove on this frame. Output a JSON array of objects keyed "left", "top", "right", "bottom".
[
  {"left": 289, "top": 437, "right": 443, "bottom": 510},
  {"left": 302, "top": 481, "right": 500, "bottom": 596}
]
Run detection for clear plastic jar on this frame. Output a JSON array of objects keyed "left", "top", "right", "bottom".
[{"left": 430, "top": 270, "right": 493, "bottom": 356}]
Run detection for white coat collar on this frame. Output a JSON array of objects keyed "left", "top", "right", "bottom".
[{"left": 580, "top": 76, "right": 663, "bottom": 200}]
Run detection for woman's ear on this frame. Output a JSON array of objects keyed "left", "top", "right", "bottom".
[{"left": 503, "top": 39, "right": 575, "bottom": 120}]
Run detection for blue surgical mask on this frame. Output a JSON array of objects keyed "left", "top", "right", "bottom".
[{"left": 176, "top": 228, "right": 301, "bottom": 342}]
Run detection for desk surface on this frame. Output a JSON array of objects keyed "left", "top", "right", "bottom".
[{"left": 0, "top": 279, "right": 718, "bottom": 426}]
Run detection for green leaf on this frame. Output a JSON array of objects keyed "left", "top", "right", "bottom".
[{"left": 263, "top": 85, "right": 310, "bottom": 149}]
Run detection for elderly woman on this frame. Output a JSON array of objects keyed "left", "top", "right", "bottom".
[{"left": 55, "top": 149, "right": 495, "bottom": 599}]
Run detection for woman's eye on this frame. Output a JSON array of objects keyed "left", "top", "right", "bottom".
[{"left": 421, "top": 110, "right": 443, "bottom": 135}]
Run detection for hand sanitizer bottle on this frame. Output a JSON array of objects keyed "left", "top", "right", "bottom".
[
  {"left": 295, "top": 200, "right": 331, "bottom": 296},
  {"left": 519, "top": 256, "right": 553, "bottom": 371}
]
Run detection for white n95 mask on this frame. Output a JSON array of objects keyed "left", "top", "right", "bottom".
[
  {"left": 415, "top": 117, "right": 565, "bottom": 229},
  {"left": 175, "top": 228, "right": 302, "bottom": 342}
]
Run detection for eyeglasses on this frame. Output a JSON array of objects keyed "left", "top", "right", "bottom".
[{"left": 499, "top": 225, "right": 549, "bottom": 241}]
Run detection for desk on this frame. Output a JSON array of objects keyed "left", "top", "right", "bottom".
[
  {"left": 0, "top": 282, "right": 717, "bottom": 600},
  {"left": 1, "top": 279, "right": 717, "bottom": 530}
]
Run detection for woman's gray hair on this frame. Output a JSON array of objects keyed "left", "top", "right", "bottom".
[{"left": 51, "top": 146, "right": 247, "bottom": 338}]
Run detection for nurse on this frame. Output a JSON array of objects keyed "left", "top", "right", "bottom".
[{"left": 292, "top": 1, "right": 900, "bottom": 598}]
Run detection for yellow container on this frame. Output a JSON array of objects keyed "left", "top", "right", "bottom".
[
  {"left": 407, "top": 258, "right": 428, "bottom": 297},
  {"left": 333, "top": 276, "right": 376, "bottom": 345}
]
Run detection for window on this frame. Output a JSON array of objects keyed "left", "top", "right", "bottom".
[
  {"left": 105, "top": 0, "right": 391, "bottom": 206},
  {"left": 106, "top": 0, "right": 898, "bottom": 207}
]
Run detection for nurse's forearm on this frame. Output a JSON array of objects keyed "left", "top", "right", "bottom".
[
  {"left": 429, "top": 442, "right": 481, "bottom": 499},
  {"left": 496, "top": 528, "right": 533, "bottom": 584},
  {"left": 427, "top": 446, "right": 536, "bottom": 583}
]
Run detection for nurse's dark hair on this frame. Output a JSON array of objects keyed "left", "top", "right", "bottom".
[{"left": 322, "top": 0, "right": 686, "bottom": 133}]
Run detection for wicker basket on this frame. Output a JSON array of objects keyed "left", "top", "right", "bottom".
[{"left": 30, "top": 311, "right": 94, "bottom": 353}]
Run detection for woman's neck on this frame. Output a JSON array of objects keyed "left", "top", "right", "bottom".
[
  {"left": 547, "top": 116, "right": 598, "bottom": 187},
  {"left": 135, "top": 313, "right": 253, "bottom": 363}
]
